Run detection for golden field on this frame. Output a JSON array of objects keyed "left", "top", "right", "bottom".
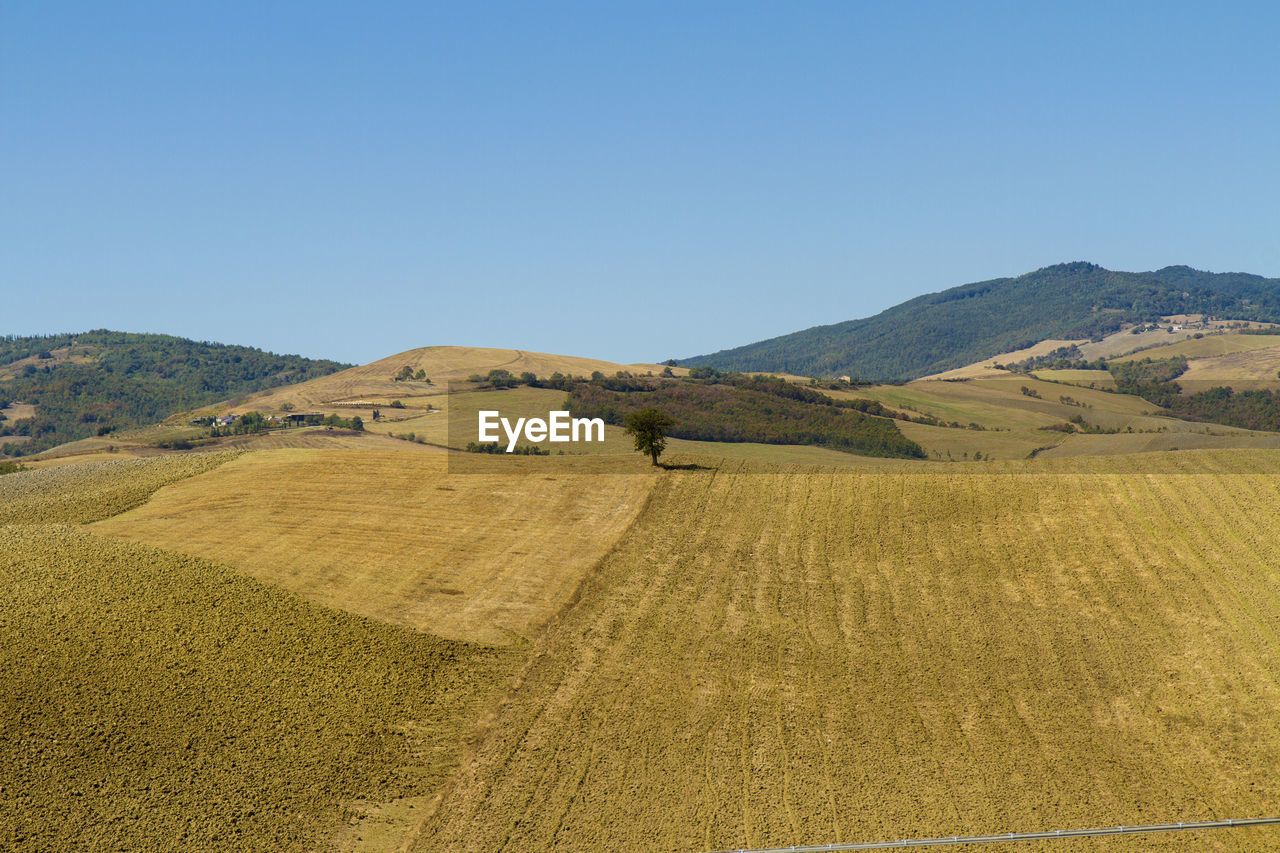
[
  {"left": 0, "top": 457, "right": 515, "bottom": 853},
  {"left": 413, "top": 452, "right": 1280, "bottom": 852},
  {"left": 222, "top": 345, "right": 684, "bottom": 418},
  {"left": 93, "top": 447, "right": 657, "bottom": 645},
  {"left": 8, "top": 333, "right": 1280, "bottom": 852}
]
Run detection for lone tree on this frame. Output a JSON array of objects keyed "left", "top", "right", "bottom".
[{"left": 624, "top": 408, "right": 674, "bottom": 466}]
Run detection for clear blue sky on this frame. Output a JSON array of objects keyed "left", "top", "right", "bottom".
[{"left": 4, "top": 2, "right": 1279, "bottom": 365}]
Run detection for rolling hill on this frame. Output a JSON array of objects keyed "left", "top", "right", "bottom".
[
  {"left": 9, "top": 330, "right": 1280, "bottom": 851},
  {"left": 0, "top": 331, "right": 349, "bottom": 456},
  {"left": 22, "top": 327, "right": 1280, "bottom": 468},
  {"left": 681, "top": 262, "right": 1280, "bottom": 380},
  {"left": 217, "top": 345, "right": 681, "bottom": 415}
]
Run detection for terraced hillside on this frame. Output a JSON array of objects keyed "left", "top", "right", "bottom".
[{"left": 415, "top": 452, "right": 1280, "bottom": 852}]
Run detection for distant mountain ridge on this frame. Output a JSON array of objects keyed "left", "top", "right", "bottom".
[{"left": 680, "top": 263, "right": 1280, "bottom": 380}]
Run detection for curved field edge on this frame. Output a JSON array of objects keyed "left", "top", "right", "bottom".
[
  {"left": 91, "top": 448, "right": 660, "bottom": 645},
  {"left": 0, "top": 452, "right": 239, "bottom": 525},
  {"left": 412, "top": 452, "right": 1280, "bottom": 852},
  {"left": 0, "top": 525, "right": 517, "bottom": 853}
]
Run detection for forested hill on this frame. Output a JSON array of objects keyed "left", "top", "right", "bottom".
[
  {"left": 681, "top": 263, "right": 1280, "bottom": 380},
  {"left": 0, "top": 331, "right": 350, "bottom": 455}
]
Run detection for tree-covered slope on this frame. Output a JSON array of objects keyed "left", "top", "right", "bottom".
[
  {"left": 0, "top": 331, "right": 350, "bottom": 455},
  {"left": 681, "top": 263, "right": 1280, "bottom": 380}
]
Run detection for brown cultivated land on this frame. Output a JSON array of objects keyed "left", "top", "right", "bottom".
[
  {"left": 0, "top": 457, "right": 514, "bottom": 853},
  {"left": 414, "top": 452, "right": 1280, "bottom": 852}
]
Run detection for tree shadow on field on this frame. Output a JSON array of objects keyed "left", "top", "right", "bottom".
[{"left": 658, "top": 461, "right": 714, "bottom": 471}]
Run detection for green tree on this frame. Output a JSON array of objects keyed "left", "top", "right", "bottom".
[
  {"left": 624, "top": 408, "right": 674, "bottom": 466},
  {"left": 237, "top": 411, "right": 267, "bottom": 434},
  {"left": 487, "top": 369, "right": 516, "bottom": 388}
]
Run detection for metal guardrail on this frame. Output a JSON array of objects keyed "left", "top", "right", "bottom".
[{"left": 710, "top": 816, "right": 1280, "bottom": 852}]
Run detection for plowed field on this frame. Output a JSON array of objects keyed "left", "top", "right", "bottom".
[{"left": 415, "top": 452, "right": 1280, "bottom": 851}]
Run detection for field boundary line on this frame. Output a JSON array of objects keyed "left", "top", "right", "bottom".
[
  {"left": 393, "top": 470, "right": 666, "bottom": 850},
  {"left": 710, "top": 816, "right": 1280, "bottom": 851}
]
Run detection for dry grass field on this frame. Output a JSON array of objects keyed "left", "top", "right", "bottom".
[
  {"left": 93, "top": 447, "right": 657, "bottom": 645},
  {"left": 1036, "top": 429, "right": 1280, "bottom": 458},
  {"left": 11, "top": 353, "right": 1280, "bottom": 853},
  {"left": 0, "top": 401, "right": 37, "bottom": 420},
  {"left": 1075, "top": 331, "right": 1280, "bottom": 392},
  {"left": 0, "top": 458, "right": 516, "bottom": 853},
  {"left": 1075, "top": 327, "right": 1194, "bottom": 360},
  {"left": 413, "top": 451, "right": 1280, "bottom": 852},
  {"left": 894, "top": 419, "right": 1053, "bottom": 460},
  {"left": 907, "top": 324, "right": 1280, "bottom": 386},
  {"left": 225, "top": 346, "right": 683, "bottom": 416},
  {"left": 1071, "top": 320, "right": 1271, "bottom": 361},
  {"left": 835, "top": 375, "right": 1280, "bottom": 461},
  {"left": 1108, "top": 332, "right": 1280, "bottom": 363},
  {"left": 661, "top": 437, "right": 917, "bottom": 468},
  {"left": 0, "top": 527, "right": 513, "bottom": 853},
  {"left": 853, "top": 377, "right": 1155, "bottom": 430},
  {"left": 1178, "top": 347, "right": 1280, "bottom": 389},
  {"left": 1031, "top": 368, "right": 1117, "bottom": 389},
  {"left": 920, "top": 339, "right": 1088, "bottom": 380}
]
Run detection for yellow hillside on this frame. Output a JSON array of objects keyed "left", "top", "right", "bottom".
[
  {"left": 921, "top": 321, "right": 1280, "bottom": 384},
  {"left": 414, "top": 452, "right": 1280, "bottom": 851},
  {"left": 94, "top": 447, "right": 657, "bottom": 645},
  {"left": 1109, "top": 332, "right": 1280, "bottom": 363},
  {"left": 11, "top": 431, "right": 1280, "bottom": 851},
  {"left": 222, "top": 346, "right": 683, "bottom": 414},
  {"left": 1180, "top": 348, "right": 1280, "bottom": 387},
  {"left": 0, "top": 455, "right": 514, "bottom": 853},
  {"left": 919, "top": 338, "right": 1086, "bottom": 380},
  {"left": 837, "top": 374, "right": 1280, "bottom": 461}
]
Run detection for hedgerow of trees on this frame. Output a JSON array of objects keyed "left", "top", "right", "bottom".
[
  {"left": 1108, "top": 355, "right": 1280, "bottom": 431},
  {"left": 566, "top": 380, "right": 925, "bottom": 459}
]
